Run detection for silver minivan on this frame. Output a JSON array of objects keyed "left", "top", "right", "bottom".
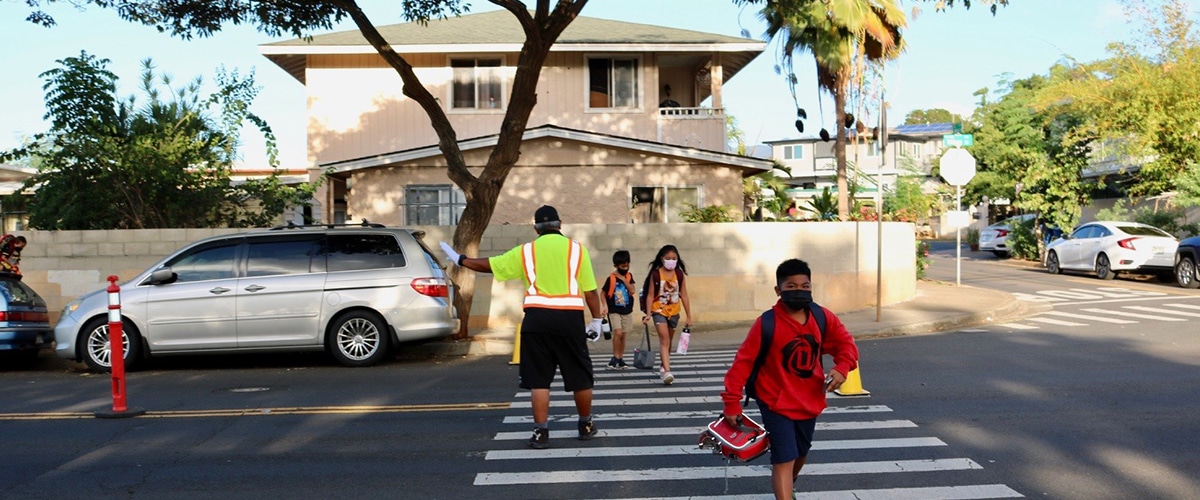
[{"left": 54, "top": 224, "right": 458, "bottom": 370}]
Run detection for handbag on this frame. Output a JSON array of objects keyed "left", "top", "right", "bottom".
[{"left": 632, "top": 323, "right": 654, "bottom": 369}]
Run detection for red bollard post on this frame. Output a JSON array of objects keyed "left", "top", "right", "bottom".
[{"left": 95, "top": 275, "right": 144, "bottom": 418}]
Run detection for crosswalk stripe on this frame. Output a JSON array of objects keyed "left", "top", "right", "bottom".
[
  {"left": 511, "top": 395, "right": 723, "bottom": 408},
  {"left": 1026, "top": 317, "right": 1087, "bottom": 326},
  {"left": 997, "top": 323, "right": 1039, "bottom": 330},
  {"left": 486, "top": 437, "right": 946, "bottom": 460},
  {"left": 1165, "top": 303, "right": 1200, "bottom": 311},
  {"left": 517, "top": 385, "right": 727, "bottom": 398},
  {"left": 501, "top": 406, "right": 893, "bottom": 424},
  {"left": 473, "top": 458, "right": 983, "bottom": 485},
  {"left": 592, "top": 368, "right": 729, "bottom": 379},
  {"left": 603, "top": 484, "right": 1024, "bottom": 500},
  {"left": 492, "top": 420, "right": 919, "bottom": 440},
  {"left": 1079, "top": 308, "right": 1185, "bottom": 321},
  {"left": 1124, "top": 305, "right": 1200, "bottom": 318},
  {"left": 572, "top": 377, "right": 728, "bottom": 387},
  {"left": 1041, "top": 311, "right": 1137, "bottom": 324}
]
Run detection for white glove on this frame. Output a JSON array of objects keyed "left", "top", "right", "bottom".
[
  {"left": 585, "top": 318, "right": 603, "bottom": 342},
  {"left": 439, "top": 241, "right": 462, "bottom": 266}
]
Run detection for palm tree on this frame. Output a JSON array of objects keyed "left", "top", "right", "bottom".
[{"left": 758, "top": 0, "right": 906, "bottom": 220}]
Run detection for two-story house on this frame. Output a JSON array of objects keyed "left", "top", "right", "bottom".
[
  {"left": 259, "top": 10, "right": 772, "bottom": 225},
  {"left": 764, "top": 122, "right": 953, "bottom": 210}
]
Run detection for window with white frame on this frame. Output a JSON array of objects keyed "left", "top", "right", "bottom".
[
  {"left": 630, "top": 186, "right": 700, "bottom": 223},
  {"left": 451, "top": 58, "right": 503, "bottom": 110},
  {"left": 404, "top": 185, "right": 466, "bottom": 225},
  {"left": 782, "top": 145, "right": 804, "bottom": 160},
  {"left": 587, "top": 57, "right": 639, "bottom": 109}
]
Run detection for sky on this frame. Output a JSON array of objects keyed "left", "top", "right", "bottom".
[{"left": 0, "top": 0, "right": 1141, "bottom": 171}]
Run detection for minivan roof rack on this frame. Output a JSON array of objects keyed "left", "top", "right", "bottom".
[{"left": 270, "top": 219, "right": 387, "bottom": 230}]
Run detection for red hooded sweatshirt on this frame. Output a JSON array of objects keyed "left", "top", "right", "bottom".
[{"left": 721, "top": 300, "right": 859, "bottom": 420}]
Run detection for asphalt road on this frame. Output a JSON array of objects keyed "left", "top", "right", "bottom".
[{"left": 2, "top": 245, "right": 1198, "bottom": 499}]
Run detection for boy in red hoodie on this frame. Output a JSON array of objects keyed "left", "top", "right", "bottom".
[{"left": 720, "top": 259, "right": 859, "bottom": 499}]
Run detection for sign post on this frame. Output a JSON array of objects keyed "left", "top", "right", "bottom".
[{"left": 940, "top": 148, "right": 977, "bottom": 286}]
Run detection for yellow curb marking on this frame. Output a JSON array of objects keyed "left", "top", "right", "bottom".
[{"left": 0, "top": 402, "right": 512, "bottom": 420}]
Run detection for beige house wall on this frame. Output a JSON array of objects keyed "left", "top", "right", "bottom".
[
  {"left": 343, "top": 136, "right": 748, "bottom": 225},
  {"left": 15, "top": 222, "right": 915, "bottom": 331},
  {"left": 304, "top": 51, "right": 727, "bottom": 166}
]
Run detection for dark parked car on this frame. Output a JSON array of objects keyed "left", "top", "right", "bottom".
[
  {"left": 0, "top": 273, "right": 54, "bottom": 366},
  {"left": 1175, "top": 236, "right": 1200, "bottom": 288}
]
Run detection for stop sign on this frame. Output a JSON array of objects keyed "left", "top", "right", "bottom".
[{"left": 940, "top": 148, "right": 977, "bottom": 186}]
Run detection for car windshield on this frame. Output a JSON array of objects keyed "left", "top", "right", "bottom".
[{"left": 1118, "top": 225, "right": 1173, "bottom": 238}]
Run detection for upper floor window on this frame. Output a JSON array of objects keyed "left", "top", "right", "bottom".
[
  {"left": 405, "top": 185, "right": 466, "bottom": 225},
  {"left": 451, "top": 58, "right": 503, "bottom": 110},
  {"left": 782, "top": 145, "right": 804, "bottom": 160},
  {"left": 588, "top": 57, "right": 639, "bottom": 109}
]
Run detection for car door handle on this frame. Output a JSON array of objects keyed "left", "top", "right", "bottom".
[
  {"left": 244, "top": 285, "right": 266, "bottom": 292},
  {"left": 210, "top": 287, "right": 232, "bottom": 295}
]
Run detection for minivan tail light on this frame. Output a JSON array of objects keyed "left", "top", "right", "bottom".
[
  {"left": 411, "top": 278, "right": 449, "bottom": 297},
  {"left": 1117, "top": 238, "right": 1138, "bottom": 250},
  {"left": 0, "top": 311, "right": 49, "bottom": 322}
]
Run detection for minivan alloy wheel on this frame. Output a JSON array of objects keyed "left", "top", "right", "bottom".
[
  {"left": 329, "top": 311, "right": 390, "bottom": 367},
  {"left": 81, "top": 318, "right": 142, "bottom": 372}
]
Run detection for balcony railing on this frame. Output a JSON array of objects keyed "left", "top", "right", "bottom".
[{"left": 659, "top": 107, "right": 724, "bottom": 119}]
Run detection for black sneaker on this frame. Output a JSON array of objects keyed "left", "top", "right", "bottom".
[
  {"left": 529, "top": 427, "right": 549, "bottom": 449},
  {"left": 616, "top": 358, "right": 628, "bottom": 370},
  {"left": 577, "top": 420, "right": 598, "bottom": 440},
  {"left": 605, "top": 357, "right": 618, "bottom": 371}
]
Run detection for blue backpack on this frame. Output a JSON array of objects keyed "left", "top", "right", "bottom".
[{"left": 742, "top": 303, "right": 827, "bottom": 407}]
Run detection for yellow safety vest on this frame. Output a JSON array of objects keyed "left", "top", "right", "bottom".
[{"left": 520, "top": 238, "right": 585, "bottom": 310}]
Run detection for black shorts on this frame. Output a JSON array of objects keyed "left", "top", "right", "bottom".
[{"left": 518, "top": 309, "right": 594, "bottom": 392}]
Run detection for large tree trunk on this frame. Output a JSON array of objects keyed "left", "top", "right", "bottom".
[
  {"left": 343, "top": 1, "right": 589, "bottom": 339},
  {"left": 834, "top": 88, "right": 850, "bottom": 221}
]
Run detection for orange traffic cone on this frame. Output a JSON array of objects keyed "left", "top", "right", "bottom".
[{"left": 834, "top": 367, "right": 871, "bottom": 397}]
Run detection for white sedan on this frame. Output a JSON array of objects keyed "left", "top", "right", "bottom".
[{"left": 1045, "top": 221, "right": 1179, "bottom": 280}]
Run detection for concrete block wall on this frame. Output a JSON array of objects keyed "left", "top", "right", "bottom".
[{"left": 15, "top": 222, "right": 916, "bottom": 328}]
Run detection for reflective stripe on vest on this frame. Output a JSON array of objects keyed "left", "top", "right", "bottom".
[{"left": 520, "top": 239, "right": 585, "bottom": 310}]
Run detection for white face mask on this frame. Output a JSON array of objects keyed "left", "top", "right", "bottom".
[{"left": 663, "top": 259, "right": 678, "bottom": 271}]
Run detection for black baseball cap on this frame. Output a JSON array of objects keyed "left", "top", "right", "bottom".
[{"left": 534, "top": 205, "right": 560, "bottom": 224}]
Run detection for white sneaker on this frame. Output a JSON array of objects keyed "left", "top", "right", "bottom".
[{"left": 660, "top": 370, "right": 674, "bottom": 385}]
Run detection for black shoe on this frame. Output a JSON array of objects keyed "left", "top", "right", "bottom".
[
  {"left": 577, "top": 420, "right": 598, "bottom": 440},
  {"left": 605, "top": 357, "right": 618, "bottom": 370},
  {"left": 529, "top": 427, "right": 549, "bottom": 449},
  {"left": 616, "top": 358, "right": 628, "bottom": 369}
]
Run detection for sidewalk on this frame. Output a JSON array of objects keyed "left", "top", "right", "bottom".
[{"left": 415, "top": 279, "right": 1046, "bottom": 357}]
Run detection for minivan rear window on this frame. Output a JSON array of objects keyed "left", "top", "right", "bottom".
[{"left": 323, "top": 234, "right": 406, "bottom": 272}]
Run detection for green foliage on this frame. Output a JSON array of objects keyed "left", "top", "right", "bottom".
[
  {"left": 679, "top": 203, "right": 737, "bottom": 223},
  {"left": 1007, "top": 217, "right": 1040, "bottom": 260},
  {"left": 882, "top": 174, "right": 935, "bottom": 222},
  {"left": 916, "top": 240, "right": 930, "bottom": 280},
  {"left": 903, "top": 108, "right": 962, "bottom": 125},
  {"left": 802, "top": 187, "right": 838, "bottom": 221},
  {"left": 966, "top": 227, "right": 980, "bottom": 245},
  {"left": 1096, "top": 199, "right": 1200, "bottom": 237},
  {"left": 1, "top": 52, "right": 316, "bottom": 229}
]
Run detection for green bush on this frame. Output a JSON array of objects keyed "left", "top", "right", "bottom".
[
  {"left": 679, "top": 203, "right": 737, "bottom": 223},
  {"left": 916, "top": 240, "right": 930, "bottom": 280},
  {"left": 1008, "top": 217, "right": 1040, "bottom": 260}
]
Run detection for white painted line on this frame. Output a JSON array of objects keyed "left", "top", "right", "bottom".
[
  {"left": 516, "top": 385, "right": 726, "bottom": 398},
  {"left": 602, "top": 484, "right": 1024, "bottom": 500},
  {"left": 1165, "top": 303, "right": 1200, "bottom": 311},
  {"left": 1080, "top": 308, "right": 1185, "bottom": 321},
  {"left": 1125, "top": 305, "right": 1200, "bottom": 318},
  {"left": 1026, "top": 317, "right": 1088, "bottom": 327},
  {"left": 511, "top": 395, "right": 723, "bottom": 408},
  {"left": 500, "top": 406, "right": 893, "bottom": 424},
  {"left": 590, "top": 368, "right": 730, "bottom": 379},
  {"left": 472, "top": 458, "right": 982, "bottom": 485},
  {"left": 492, "top": 419, "right": 918, "bottom": 440},
  {"left": 997, "top": 323, "right": 1040, "bottom": 330},
  {"left": 1042, "top": 311, "right": 1137, "bottom": 324},
  {"left": 574, "top": 376, "right": 728, "bottom": 387},
  {"left": 958, "top": 329, "right": 989, "bottom": 333},
  {"left": 485, "top": 437, "right": 945, "bottom": 460}
]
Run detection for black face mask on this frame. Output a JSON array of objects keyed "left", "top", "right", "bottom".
[
  {"left": 616, "top": 268, "right": 629, "bottom": 276},
  {"left": 780, "top": 289, "right": 813, "bottom": 311}
]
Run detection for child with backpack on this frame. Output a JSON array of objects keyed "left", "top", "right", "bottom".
[
  {"left": 641, "top": 244, "right": 691, "bottom": 385},
  {"left": 600, "top": 250, "right": 636, "bottom": 370},
  {"left": 719, "top": 259, "right": 859, "bottom": 500}
]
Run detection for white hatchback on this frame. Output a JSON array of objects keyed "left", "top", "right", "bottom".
[{"left": 1045, "top": 221, "right": 1179, "bottom": 280}]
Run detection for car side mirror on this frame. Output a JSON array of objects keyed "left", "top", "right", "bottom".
[{"left": 149, "top": 268, "right": 178, "bottom": 285}]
